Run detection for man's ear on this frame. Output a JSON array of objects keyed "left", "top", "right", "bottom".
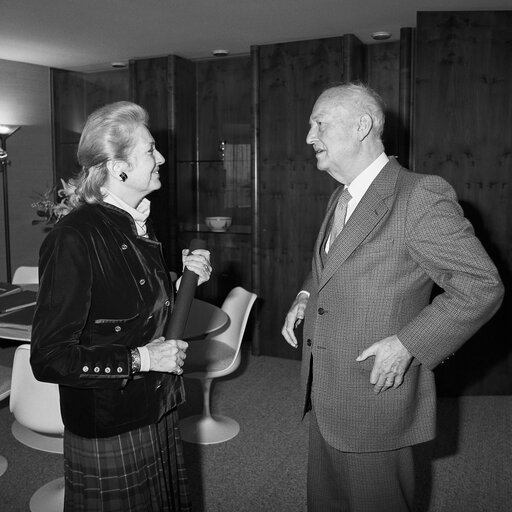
[{"left": 357, "top": 114, "right": 373, "bottom": 141}]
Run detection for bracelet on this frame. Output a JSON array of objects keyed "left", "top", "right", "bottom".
[{"left": 130, "top": 348, "right": 141, "bottom": 374}]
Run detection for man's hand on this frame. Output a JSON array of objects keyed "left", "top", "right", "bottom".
[
  {"left": 281, "top": 292, "right": 309, "bottom": 348},
  {"left": 356, "top": 335, "right": 413, "bottom": 393}
]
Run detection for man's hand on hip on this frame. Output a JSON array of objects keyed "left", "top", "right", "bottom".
[{"left": 356, "top": 335, "right": 413, "bottom": 393}]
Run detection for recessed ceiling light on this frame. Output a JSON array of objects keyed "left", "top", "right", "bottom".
[
  {"left": 371, "top": 31, "right": 391, "bottom": 41},
  {"left": 212, "top": 49, "right": 229, "bottom": 57},
  {"left": 111, "top": 62, "right": 127, "bottom": 68}
]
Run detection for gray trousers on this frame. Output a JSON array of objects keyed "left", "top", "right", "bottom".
[{"left": 307, "top": 407, "right": 415, "bottom": 512}]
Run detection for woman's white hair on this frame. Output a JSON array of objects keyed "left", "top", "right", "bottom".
[{"left": 68, "top": 101, "right": 149, "bottom": 207}]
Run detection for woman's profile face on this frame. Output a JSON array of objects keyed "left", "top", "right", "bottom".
[{"left": 124, "top": 124, "right": 165, "bottom": 198}]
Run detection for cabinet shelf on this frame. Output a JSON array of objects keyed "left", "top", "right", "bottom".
[
  {"left": 179, "top": 223, "right": 251, "bottom": 235},
  {"left": 177, "top": 160, "right": 224, "bottom": 164}
]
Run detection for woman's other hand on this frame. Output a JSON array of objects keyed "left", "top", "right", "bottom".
[
  {"left": 146, "top": 336, "right": 188, "bottom": 374},
  {"left": 182, "top": 248, "right": 212, "bottom": 285}
]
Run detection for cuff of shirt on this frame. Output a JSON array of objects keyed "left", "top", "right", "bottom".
[
  {"left": 298, "top": 290, "right": 310, "bottom": 298},
  {"left": 138, "top": 345, "right": 151, "bottom": 372}
]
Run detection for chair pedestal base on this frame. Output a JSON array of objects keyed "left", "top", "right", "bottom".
[
  {"left": 12, "top": 420, "right": 63, "bottom": 454},
  {"left": 0, "top": 455, "right": 7, "bottom": 476},
  {"left": 29, "top": 476, "right": 64, "bottom": 512},
  {"left": 180, "top": 414, "right": 240, "bottom": 445}
]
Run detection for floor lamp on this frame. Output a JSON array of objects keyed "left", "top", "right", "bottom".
[{"left": 0, "top": 125, "right": 21, "bottom": 283}]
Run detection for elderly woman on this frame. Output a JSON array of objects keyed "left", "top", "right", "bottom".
[{"left": 31, "top": 101, "right": 211, "bottom": 511}]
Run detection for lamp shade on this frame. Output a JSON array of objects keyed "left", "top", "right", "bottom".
[{"left": 0, "top": 125, "right": 21, "bottom": 144}]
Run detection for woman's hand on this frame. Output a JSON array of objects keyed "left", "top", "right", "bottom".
[
  {"left": 145, "top": 336, "right": 188, "bottom": 374},
  {"left": 182, "top": 248, "right": 212, "bottom": 286}
]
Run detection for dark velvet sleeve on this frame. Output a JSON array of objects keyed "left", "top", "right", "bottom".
[{"left": 30, "top": 225, "right": 131, "bottom": 389}]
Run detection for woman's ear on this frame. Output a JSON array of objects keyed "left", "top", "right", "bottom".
[{"left": 106, "top": 160, "right": 129, "bottom": 181}]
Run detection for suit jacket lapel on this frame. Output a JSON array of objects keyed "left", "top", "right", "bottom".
[
  {"left": 312, "top": 186, "right": 343, "bottom": 282},
  {"left": 318, "top": 158, "right": 401, "bottom": 291}
]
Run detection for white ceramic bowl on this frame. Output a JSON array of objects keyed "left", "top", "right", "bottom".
[{"left": 205, "top": 216, "right": 232, "bottom": 232}]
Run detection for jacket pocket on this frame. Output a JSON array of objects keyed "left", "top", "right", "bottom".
[{"left": 91, "top": 314, "right": 140, "bottom": 345}]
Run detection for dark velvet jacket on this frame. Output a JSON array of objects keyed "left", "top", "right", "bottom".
[{"left": 30, "top": 202, "right": 184, "bottom": 438}]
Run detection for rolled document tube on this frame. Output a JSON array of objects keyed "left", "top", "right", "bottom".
[{"left": 166, "top": 238, "right": 206, "bottom": 339}]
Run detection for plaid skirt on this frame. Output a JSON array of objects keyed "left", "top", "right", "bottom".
[{"left": 63, "top": 409, "right": 191, "bottom": 512}]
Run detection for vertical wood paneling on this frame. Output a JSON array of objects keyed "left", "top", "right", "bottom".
[
  {"left": 168, "top": 56, "right": 195, "bottom": 269},
  {"left": 130, "top": 57, "right": 174, "bottom": 263},
  {"left": 398, "top": 28, "right": 415, "bottom": 169},
  {"left": 52, "top": 69, "right": 85, "bottom": 181},
  {"left": 251, "top": 45, "right": 261, "bottom": 353},
  {"left": 257, "top": 37, "right": 364, "bottom": 359},
  {"left": 414, "top": 11, "right": 512, "bottom": 395},
  {"left": 343, "top": 34, "right": 366, "bottom": 81},
  {"left": 366, "top": 41, "right": 401, "bottom": 159},
  {"left": 52, "top": 68, "right": 130, "bottom": 182},
  {"left": 84, "top": 70, "right": 129, "bottom": 114}
]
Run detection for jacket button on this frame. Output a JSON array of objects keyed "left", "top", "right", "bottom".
[
  {"left": 114, "top": 325, "right": 121, "bottom": 332},
  {"left": 121, "top": 244, "right": 128, "bottom": 250},
  {"left": 82, "top": 365, "right": 89, "bottom": 372},
  {"left": 139, "top": 279, "right": 146, "bottom": 285},
  {"left": 94, "top": 366, "right": 100, "bottom": 373},
  {"left": 117, "top": 366, "right": 123, "bottom": 373},
  {"left": 165, "top": 300, "right": 170, "bottom": 307},
  {"left": 318, "top": 308, "right": 325, "bottom": 315},
  {"left": 105, "top": 367, "right": 111, "bottom": 374},
  {"left": 306, "top": 339, "right": 312, "bottom": 346}
]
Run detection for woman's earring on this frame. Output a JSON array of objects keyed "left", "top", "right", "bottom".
[{"left": 119, "top": 172, "right": 128, "bottom": 182}]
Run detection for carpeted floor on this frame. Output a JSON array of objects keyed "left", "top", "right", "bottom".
[{"left": 0, "top": 343, "right": 511, "bottom": 511}]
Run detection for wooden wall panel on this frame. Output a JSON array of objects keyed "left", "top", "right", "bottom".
[
  {"left": 168, "top": 56, "right": 195, "bottom": 268},
  {"left": 84, "top": 70, "right": 129, "bottom": 114},
  {"left": 256, "top": 37, "right": 364, "bottom": 359},
  {"left": 366, "top": 41, "right": 401, "bottom": 160},
  {"left": 414, "top": 11, "right": 512, "bottom": 395},
  {"left": 52, "top": 69, "right": 129, "bottom": 182},
  {"left": 51, "top": 69, "right": 85, "bottom": 181},
  {"left": 130, "top": 57, "right": 175, "bottom": 264}
]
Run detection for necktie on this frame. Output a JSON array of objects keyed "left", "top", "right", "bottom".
[{"left": 330, "top": 188, "right": 352, "bottom": 241}]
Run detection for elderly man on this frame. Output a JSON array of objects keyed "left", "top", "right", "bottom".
[{"left": 282, "top": 83, "right": 504, "bottom": 512}]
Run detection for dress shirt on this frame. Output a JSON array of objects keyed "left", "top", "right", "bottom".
[
  {"left": 300, "top": 152, "right": 389, "bottom": 298},
  {"left": 325, "top": 152, "right": 389, "bottom": 252}
]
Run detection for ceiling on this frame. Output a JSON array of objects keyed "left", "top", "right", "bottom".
[{"left": 1, "top": 0, "right": 511, "bottom": 72}]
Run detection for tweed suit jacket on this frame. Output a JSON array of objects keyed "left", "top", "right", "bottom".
[{"left": 301, "top": 157, "right": 504, "bottom": 453}]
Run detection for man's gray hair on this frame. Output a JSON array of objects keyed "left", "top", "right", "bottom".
[{"left": 321, "top": 83, "right": 385, "bottom": 139}]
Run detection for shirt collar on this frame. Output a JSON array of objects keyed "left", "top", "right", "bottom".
[
  {"left": 101, "top": 188, "right": 151, "bottom": 234},
  {"left": 346, "top": 152, "right": 389, "bottom": 200}
]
